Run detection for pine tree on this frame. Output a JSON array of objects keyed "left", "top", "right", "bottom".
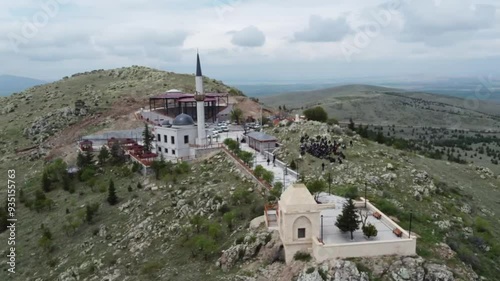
[
  {"left": 335, "top": 198, "right": 360, "bottom": 240},
  {"left": 42, "top": 171, "right": 51, "bottom": 192},
  {"left": 348, "top": 118, "right": 355, "bottom": 131},
  {"left": 62, "top": 173, "right": 71, "bottom": 191},
  {"left": 76, "top": 151, "right": 86, "bottom": 168},
  {"left": 84, "top": 149, "right": 94, "bottom": 166},
  {"left": 376, "top": 131, "right": 385, "bottom": 144},
  {"left": 142, "top": 123, "right": 154, "bottom": 153},
  {"left": 107, "top": 179, "right": 118, "bottom": 205},
  {"left": 110, "top": 142, "right": 125, "bottom": 164},
  {"left": 98, "top": 146, "right": 110, "bottom": 165}
]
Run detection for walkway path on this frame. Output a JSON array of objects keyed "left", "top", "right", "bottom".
[{"left": 220, "top": 128, "right": 298, "bottom": 189}]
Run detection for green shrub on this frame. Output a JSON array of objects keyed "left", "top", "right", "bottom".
[
  {"left": 141, "top": 261, "right": 163, "bottom": 275},
  {"left": 306, "top": 267, "right": 315, "bottom": 274},
  {"left": 373, "top": 199, "right": 399, "bottom": 216},
  {"left": 293, "top": 251, "right": 311, "bottom": 261},
  {"left": 327, "top": 118, "right": 339, "bottom": 125},
  {"left": 254, "top": 165, "right": 265, "bottom": 178},
  {"left": 303, "top": 106, "right": 328, "bottom": 122},
  {"left": 235, "top": 236, "right": 244, "bottom": 245},
  {"left": 79, "top": 166, "right": 96, "bottom": 182},
  {"left": 457, "top": 248, "right": 481, "bottom": 271},
  {"left": 262, "top": 170, "right": 274, "bottom": 184},
  {"left": 318, "top": 267, "right": 327, "bottom": 280},
  {"left": 238, "top": 151, "right": 253, "bottom": 165},
  {"left": 344, "top": 186, "right": 359, "bottom": 199},
  {"left": 474, "top": 217, "right": 491, "bottom": 233},
  {"left": 362, "top": 223, "right": 378, "bottom": 238}
]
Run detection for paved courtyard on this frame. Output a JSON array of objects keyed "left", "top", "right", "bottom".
[{"left": 316, "top": 193, "right": 409, "bottom": 244}]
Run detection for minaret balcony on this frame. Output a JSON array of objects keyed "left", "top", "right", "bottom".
[{"left": 194, "top": 94, "right": 205, "bottom": 101}]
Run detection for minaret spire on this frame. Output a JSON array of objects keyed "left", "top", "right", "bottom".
[
  {"left": 195, "top": 52, "right": 206, "bottom": 145},
  {"left": 196, "top": 51, "right": 202, "bottom": 77}
]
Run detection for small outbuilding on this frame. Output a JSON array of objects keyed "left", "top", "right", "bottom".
[{"left": 246, "top": 131, "right": 277, "bottom": 152}]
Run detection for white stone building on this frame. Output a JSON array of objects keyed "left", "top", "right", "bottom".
[
  {"left": 269, "top": 183, "right": 417, "bottom": 264},
  {"left": 152, "top": 53, "right": 212, "bottom": 161}
]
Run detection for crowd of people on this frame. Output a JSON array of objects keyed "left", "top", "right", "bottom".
[{"left": 300, "top": 134, "right": 349, "bottom": 164}]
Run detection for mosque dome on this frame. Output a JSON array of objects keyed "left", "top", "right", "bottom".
[{"left": 172, "top": 113, "right": 195, "bottom": 126}]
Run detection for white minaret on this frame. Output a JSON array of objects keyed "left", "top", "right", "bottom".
[{"left": 195, "top": 52, "right": 206, "bottom": 145}]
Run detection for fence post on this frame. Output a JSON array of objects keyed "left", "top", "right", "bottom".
[{"left": 321, "top": 215, "right": 324, "bottom": 243}]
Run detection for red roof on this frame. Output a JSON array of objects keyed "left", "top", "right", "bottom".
[
  {"left": 151, "top": 92, "right": 228, "bottom": 99},
  {"left": 140, "top": 153, "right": 158, "bottom": 159},
  {"left": 178, "top": 97, "right": 217, "bottom": 103}
]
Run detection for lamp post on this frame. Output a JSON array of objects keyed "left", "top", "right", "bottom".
[
  {"left": 364, "top": 182, "right": 367, "bottom": 208},
  {"left": 283, "top": 168, "right": 285, "bottom": 188},
  {"left": 320, "top": 215, "right": 324, "bottom": 243},
  {"left": 328, "top": 172, "right": 331, "bottom": 195},
  {"left": 409, "top": 212, "right": 413, "bottom": 239}
]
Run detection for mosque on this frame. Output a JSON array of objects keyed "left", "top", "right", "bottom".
[{"left": 151, "top": 53, "right": 227, "bottom": 161}]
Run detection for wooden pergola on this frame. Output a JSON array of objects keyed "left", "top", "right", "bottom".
[{"left": 148, "top": 91, "right": 229, "bottom": 123}]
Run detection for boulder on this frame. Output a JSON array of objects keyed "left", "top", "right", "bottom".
[
  {"left": 332, "top": 260, "right": 369, "bottom": 281},
  {"left": 424, "top": 263, "right": 454, "bottom": 281},
  {"left": 297, "top": 268, "right": 323, "bottom": 281},
  {"left": 388, "top": 257, "right": 425, "bottom": 281}
]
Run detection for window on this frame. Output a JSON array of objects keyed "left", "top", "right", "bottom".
[
  {"left": 172, "top": 149, "right": 176, "bottom": 155},
  {"left": 171, "top": 136, "right": 175, "bottom": 144},
  {"left": 184, "top": 135, "right": 189, "bottom": 144},
  {"left": 298, "top": 228, "right": 306, "bottom": 239},
  {"left": 158, "top": 147, "right": 162, "bottom": 152},
  {"left": 164, "top": 135, "right": 168, "bottom": 143},
  {"left": 157, "top": 134, "right": 161, "bottom": 142},
  {"left": 165, "top": 148, "right": 168, "bottom": 153}
]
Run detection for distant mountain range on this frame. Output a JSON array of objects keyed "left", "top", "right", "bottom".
[
  {"left": 233, "top": 77, "right": 500, "bottom": 101},
  {"left": 261, "top": 84, "right": 500, "bottom": 130},
  {"left": 0, "top": 75, "right": 47, "bottom": 96}
]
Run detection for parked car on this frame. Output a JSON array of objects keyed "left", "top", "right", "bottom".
[{"left": 221, "top": 126, "right": 229, "bottom": 132}]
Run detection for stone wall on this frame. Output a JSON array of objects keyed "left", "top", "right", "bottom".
[
  {"left": 312, "top": 236, "right": 416, "bottom": 262},
  {"left": 221, "top": 146, "right": 269, "bottom": 190}
]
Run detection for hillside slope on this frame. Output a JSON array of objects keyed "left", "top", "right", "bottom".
[
  {"left": 261, "top": 85, "right": 500, "bottom": 130},
  {"left": 0, "top": 66, "right": 244, "bottom": 186}
]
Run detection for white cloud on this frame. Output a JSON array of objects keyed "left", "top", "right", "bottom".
[
  {"left": 293, "top": 15, "right": 352, "bottom": 42},
  {"left": 229, "top": 25, "right": 266, "bottom": 47},
  {"left": 0, "top": 0, "right": 499, "bottom": 81}
]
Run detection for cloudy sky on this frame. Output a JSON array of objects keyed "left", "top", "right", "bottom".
[{"left": 0, "top": 0, "right": 499, "bottom": 83}]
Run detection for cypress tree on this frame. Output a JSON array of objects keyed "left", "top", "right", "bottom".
[
  {"left": 335, "top": 198, "right": 360, "bottom": 240},
  {"left": 107, "top": 179, "right": 118, "bottom": 205},
  {"left": 142, "top": 123, "right": 154, "bottom": 153},
  {"left": 42, "top": 171, "right": 51, "bottom": 192},
  {"left": 98, "top": 146, "right": 109, "bottom": 165}
]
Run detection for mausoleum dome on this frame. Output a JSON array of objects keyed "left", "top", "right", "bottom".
[{"left": 172, "top": 113, "right": 195, "bottom": 126}]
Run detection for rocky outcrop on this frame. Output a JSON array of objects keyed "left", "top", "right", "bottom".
[
  {"left": 217, "top": 230, "right": 281, "bottom": 272},
  {"left": 331, "top": 260, "right": 369, "bottom": 281},
  {"left": 297, "top": 268, "right": 323, "bottom": 281},
  {"left": 24, "top": 105, "right": 90, "bottom": 144}
]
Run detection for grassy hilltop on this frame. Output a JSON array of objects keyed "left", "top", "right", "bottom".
[{"left": 0, "top": 66, "right": 244, "bottom": 186}]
